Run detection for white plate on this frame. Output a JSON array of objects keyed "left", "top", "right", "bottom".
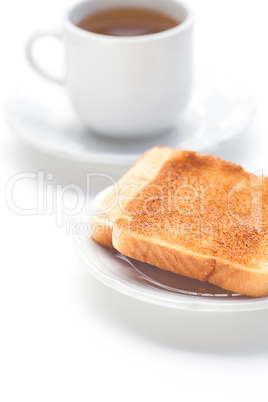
[
  {"left": 6, "top": 67, "right": 254, "bottom": 166},
  {"left": 74, "top": 187, "right": 268, "bottom": 312}
]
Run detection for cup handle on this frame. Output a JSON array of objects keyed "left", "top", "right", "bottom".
[{"left": 25, "top": 31, "right": 64, "bottom": 85}]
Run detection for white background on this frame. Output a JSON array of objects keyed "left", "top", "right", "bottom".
[{"left": 1, "top": 0, "right": 268, "bottom": 401}]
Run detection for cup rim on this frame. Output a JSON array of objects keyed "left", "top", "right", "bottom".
[{"left": 63, "top": 0, "right": 193, "bottom": 42}]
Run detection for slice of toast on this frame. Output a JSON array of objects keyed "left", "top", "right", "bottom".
[
  {"left": 90, "top": 146, "right": 173, "bottom": 247},
  {"left": 113, "top": 150, "right": 268, "bottom": 297}
]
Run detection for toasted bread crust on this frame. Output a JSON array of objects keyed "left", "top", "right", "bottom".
[
  {"left": 90, "top": 217, "right": 114, "bottom": 248},
  {"left": 208, "top": 261, "right": 268, "bottom": 297},
  {"left": 90, "top": 146, "right": 173, "bottom": 247},
  {"left": 113, "top": 227, "right": 216, "bottom": 281},
  {"left": 113, "top": 150, "right": 268, "bottom": 297},
  {"left": 113, "top": 229, "right": 268, "bottom": 297}
]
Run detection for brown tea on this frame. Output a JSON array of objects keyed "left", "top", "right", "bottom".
[{"left": 76, "top": 7, "right": 180, "bottom": 37}]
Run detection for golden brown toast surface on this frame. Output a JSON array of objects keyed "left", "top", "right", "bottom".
[
  {"left": 90, "top": 146, "right": 173, "bottom": 247},
  {"left": 113, "top": 151, "right": 268, "bottom": 296}
]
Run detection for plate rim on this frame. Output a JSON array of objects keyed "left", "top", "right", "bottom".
[{"left": 74, "top": 233, "right": 268, "bottom": 313}]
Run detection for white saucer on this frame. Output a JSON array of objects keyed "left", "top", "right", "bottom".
[
  {"left": 6, "top": 67, "right": 254, "bottom": 166},
  {"left": 74, "top": 186, "right": 268, "bottom": 312}
]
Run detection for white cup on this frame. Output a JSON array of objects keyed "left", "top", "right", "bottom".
[{"left": 26, "top": 0, "right": 193, "bottom": 138}]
